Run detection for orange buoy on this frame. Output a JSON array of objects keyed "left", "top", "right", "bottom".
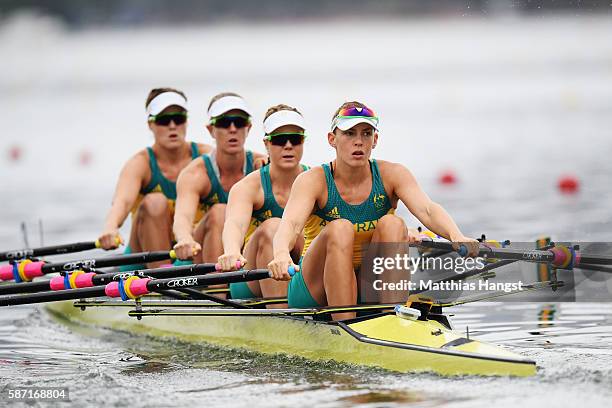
[
  {"left": 558, "top": 175, "right": 579, "bottom": 194},
  {"left": 439, "top": 169, "right": 457, "bottom": 185}
]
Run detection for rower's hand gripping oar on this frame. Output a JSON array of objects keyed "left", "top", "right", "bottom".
[
  {"left": 0, "top": 250, "right": 177, "bottom": 283},
  {"left": 0, "top": 265, "right": 295, "bottom": 307}
]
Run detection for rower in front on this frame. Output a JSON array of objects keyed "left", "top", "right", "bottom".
[
  {"left": 173, "top": 93, "right": 266, "bottom": 263},
  {"left": 269, "top": 101, "right": 479, "bottom": 320},
  {"left": 97, "top": 88, "right": 212, "bottom": 268},
  {"left": 217, "top": 104, "right": 308, "bottom": 306}
]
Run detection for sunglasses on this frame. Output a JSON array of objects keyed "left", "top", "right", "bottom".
[
  {"left": 149, "top": 112, "right": 188, "bottom": 126},
  {"left": 336, "top": 105, "right": 378, "bottom": 119},
  {"left": 265, "top": 132, "right": 305, "bottom": 146},
  {"left": 210, "top": 114, "right": 251, "bottom": 129}
]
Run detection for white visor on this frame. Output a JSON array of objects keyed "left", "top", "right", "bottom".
[
  {"left": 146, "top": 92, "right": 188, "bottom": 117},
  {"left": 332, "top": 116, "right": 379, "bottom": 132},
  {"left": 207, "top": 95, "right": 251, "bottom": 119},
  {"left": 263, "top": 110, "right": 305, "bottom": 134}
]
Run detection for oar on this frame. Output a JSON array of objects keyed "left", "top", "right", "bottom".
[
  {"left": 0, "top": 260, "right": 198, "bottom": 295},
  {"left": 0, "top": 250, "right": 176, "bottom": 283},
  {"left": 0, "top": 267, "right": 294, "bottom": 307},
  {"left": 419, "top": 240, "right": 612, "bottom": 268},
  {"left": 0, "top": 241, "right": 100, "bottom": 262}
]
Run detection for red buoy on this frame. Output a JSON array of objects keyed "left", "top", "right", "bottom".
[
  {"left": 558, "top": 175, "right": 579, "bottom": 194},
  {"left": 439, "top": 169, "right": 457, "bottom": 185},
  {"left": 7, "top": 145, "right": 22, "bottom": 162},
  {"left": 79, "top": 150, "right": 93, "bottom": 166}
]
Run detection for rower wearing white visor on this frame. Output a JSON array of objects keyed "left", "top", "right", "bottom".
[
  {"left": 173, "top": 92, "right": 266, "bottom": 265},
  {"left": 97, "top": 88, "right": 212, "bottom": 269},
  {"left": 268, "top": 101, "right": 479, "bottom": 320},
  {"left": 218, "top": 104, "right": 309, "bottom": 305}
]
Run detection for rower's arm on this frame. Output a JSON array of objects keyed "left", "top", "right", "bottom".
[
  {"left": 173, "top": 158, "right": 209, "bottom": 242},
  {"left": 273, "top": 170, "right": 320, "bottom": 257},
  {"left": 197, "top": 143, "right": 213, "bottom": 155},
  {"left": 252, "top": 151, "right": 268, "bottom": 170},
  {"left": 222, "top": 174, "right": 259, "bottom": 255},
  {"left": 390, "top": 163, "right": 464, "bottom": 241},
  {"left": 102, "top": 154, "right": 148, "bottom": 232}
]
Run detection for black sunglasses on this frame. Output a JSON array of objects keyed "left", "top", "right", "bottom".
[
  {"left": 210, "top": 114, "right": 250, "bottom": 129},
  {"left": 265, "top": 132, "right": 305, "bottom": 146},
  {"left": 150, "top": 112, "right": 187, "bottom": 126}
]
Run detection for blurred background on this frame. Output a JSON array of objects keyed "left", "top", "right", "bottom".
[{"left": 1, "top": 0, "right": 611, "bottom": 247}]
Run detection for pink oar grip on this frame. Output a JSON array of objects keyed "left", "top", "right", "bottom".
[
  {"left": 105, "top": 282, "right": 120, "bottom": 298},
  {"left": 75, "top": 272, "right": 96, "bottom": 288},
  {"left": 128, "top": 278, "right": 151, "bottom": 296},
  {"left": 49, "top": 276, "right": 65, "bottom": 291},
  {"left": 23, "top": 262, "right": 45, "bottom": 280},
  {"left": 550, "top": 247, "right": 569, "bottom": 267},
  {"left": 0, "top": 265, "right": 13, "bottom": 281}
]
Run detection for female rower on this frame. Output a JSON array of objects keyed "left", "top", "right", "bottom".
[
  {"left": 173, "top": 92, "right": 267, "bottom": 264},
  {"left": 217, "top": 104, "right": 308, "bottom": 305},
  {"left": 98, "top": 88, "right": 211, "bottom": 268},
  {"left": 269, "top": 101, "right": 479, "bottom": 319}
]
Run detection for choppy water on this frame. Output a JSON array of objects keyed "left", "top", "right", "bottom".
[{"left": 1, "top": 13, "right": 612, "bottom": 408}]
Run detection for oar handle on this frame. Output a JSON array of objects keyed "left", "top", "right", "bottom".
[
  {"left": 287, "top": 265, "right": 296, "bottom": 277},
  {"left": 457, "top": 245, "right": 469, "bottom": 257}
]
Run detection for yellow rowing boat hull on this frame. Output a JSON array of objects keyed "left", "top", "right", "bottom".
[{"left": 45, "top": 301, "right": 536, "bottom": 377}]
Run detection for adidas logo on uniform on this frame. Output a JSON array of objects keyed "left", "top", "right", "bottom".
[{"left": 326, "top": 207, "right": 340, "bottom": 219}]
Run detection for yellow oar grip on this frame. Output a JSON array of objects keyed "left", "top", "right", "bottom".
[
  {"left": 17, "top": 259, "right": 33, "bottom": 282},
  {"left": 94, "top": 236, "right": 122, "bottom": 249}
]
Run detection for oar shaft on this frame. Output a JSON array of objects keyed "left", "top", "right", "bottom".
[
  {"left": 0, "top": 287, "right": 106, "bottom": 306},
  {"left": 0, "top": 241, "right": 98, "bottom": 262},
  {"left": 419, "top": 240, "right": 612, "bottom": 267},
  {"left": 0, "top": 263, "right": 215, "bottom": 295},
  {"left": 40, "top": 250, "right": 175, "bottom": 274},
  {"left": 0, "top": 251, "right": 175, "bottom": 282},
  {"left": 145, "top": 269, "right": 271, "bottom": 292},
  {"left": 0, "top": 268, "right": 273, "bottom": 307}
]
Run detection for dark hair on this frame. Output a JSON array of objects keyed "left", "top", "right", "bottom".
[
  {"left": 145, "top": 88, "right": 187, "bottom": 108},
  {"left": 207, "top": 92, "right": 243, "bottom": 112}
]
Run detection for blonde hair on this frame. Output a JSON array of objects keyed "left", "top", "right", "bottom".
[{"left": 264, "top": 104, "right": 301, "bottom": 121}]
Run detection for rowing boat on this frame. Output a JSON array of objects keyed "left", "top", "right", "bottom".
[
  {"left": 45, "top": 296, "right": 537, "bottom": 377},
  {"left": 8, "top": 237, "right": 607, "bottom": 377}
]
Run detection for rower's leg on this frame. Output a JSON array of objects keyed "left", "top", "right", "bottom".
[
  {"left": 371, "top": 214, "right": 409, "bottom": 303},
  {"left": 194, "top": 204, "right": 226, "bottom": 264},
  {"left": 131, "top": 193, "right": 173, "bottom": 268},
  {"left": 243, "top": 218, "right": 298, "bottom": 308},
  {"left": 301, "top": 219, "right": 356, "bottom": 320}
]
